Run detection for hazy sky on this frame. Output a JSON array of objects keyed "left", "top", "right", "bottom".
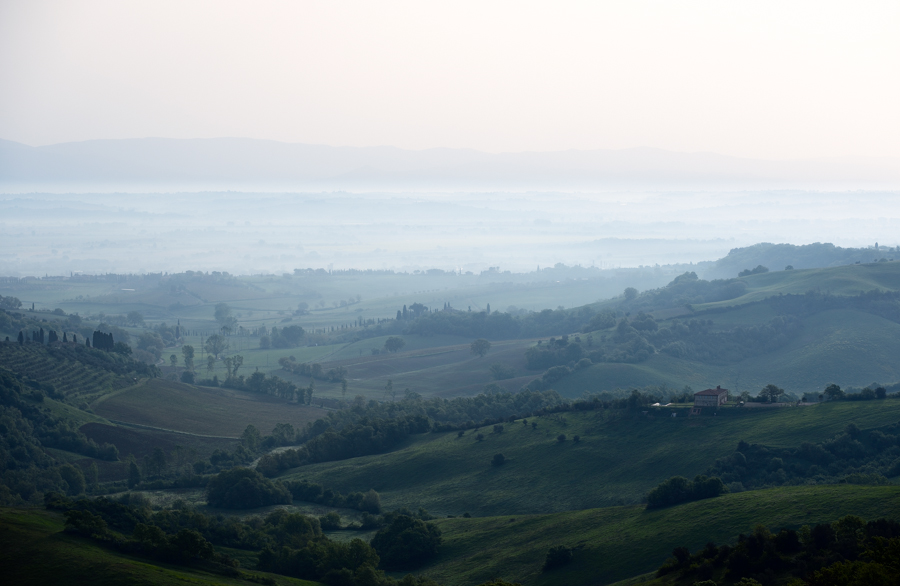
[{"left": 1, "top": 0, "right": 898, "bottom": 159}]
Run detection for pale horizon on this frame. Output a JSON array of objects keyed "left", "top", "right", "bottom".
[{"left": 2, "top": 0, "right": 898, "bottom": 160}]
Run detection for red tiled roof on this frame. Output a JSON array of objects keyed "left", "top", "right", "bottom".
[{"left": 695, "top": 387, "right": 728, "bottom": 396}]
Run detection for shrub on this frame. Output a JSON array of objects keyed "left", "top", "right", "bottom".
[
  {"left": 646, "top": 475, "right": 727, "bottom": 509},
  {"left": 205, "top": 468, "right": 291, "bottom": 509},
  {"left": 542, "top": 545, "right": 573, "bottom": 571},
  {"left": 492, "top": 454, "right": 506, "bottom": 467},
  {"left": 370, "top": 515, "right": 442, "bottom": 570}
]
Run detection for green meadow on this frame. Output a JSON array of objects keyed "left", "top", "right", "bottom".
[{"left": 283, "top": 400, "right": 900, "bottom": 516}]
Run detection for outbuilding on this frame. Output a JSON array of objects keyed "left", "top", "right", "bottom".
[{"left": 694, "top": 385, "right": 728, "bottom": 408}]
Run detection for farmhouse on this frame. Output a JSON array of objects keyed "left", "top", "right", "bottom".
[{"left": 694, "top": 386, "right": 728, "bottom": 408}]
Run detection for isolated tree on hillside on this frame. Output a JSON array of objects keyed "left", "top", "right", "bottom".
[
  {"left": 241, "top": 425, "right": 261, "bottom": 451},
  {"left": 471, "top": 338, "right": 491, "bottom": 358},
  {"left": 127, "top": 311, "right": 145, "bottom": 327},
  {"left": 0, "top": 295, "right": 23, "bottom": 310},
  {"left": 624, "top": 287, "right": 638, "bottom": 300},
  {"left": 181, "top": 345, "right": 195, "bottom": 371},
  {"left": 214, "top": 303, "right": 232, "bottom": 324},
  {"left": 170, "top": 354, "right": 177, "bottom": 369},
  {"left": 383, "top": 336, "right": 406, "bottom": 353},
  {"left": 759, "top": 384, "right": 785, "bottom": 403},
  {"left": 204, "top": 334, "right": 228, "bottom": 358},
  {"left": 137, "top": 332, "right": 165, "bottom": 360},
  {"left": 362, "top": 489, "right": 382, "bottom": 514},
  {"left": 824, "top": 383, "right": 845, "bottom": 401},
  {"left": 207, "top": 355, "right": 216, "bottom": 374},
  {"left": 127, "top": 457, "right": 142, "bottom": 488},
  {"left": 231, "top": 355, "right": 243, "bottom": 377}
]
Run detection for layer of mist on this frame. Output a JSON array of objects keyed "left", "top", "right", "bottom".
[{"left": 1, "top": 190, "right": 897, "bottom": 278}]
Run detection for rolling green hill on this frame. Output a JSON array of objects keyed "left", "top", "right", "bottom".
[
  {"left": 554, "top": 307, "right": 900, "bottom": 397},
  {"left": 282, "top": 400, "right": 900, "bottom": 517},
  {"left": 422, "top": 484, "right": 900, "bottom": 586},
  {"left": 696, "top": 260, "right": 900, "bottom": 310}
]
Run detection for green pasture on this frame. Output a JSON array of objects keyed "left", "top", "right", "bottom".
[
  {"left": 558, "top": 307, "right": 900, "bottom": 397},
  {"left": 422, "top": 484, "right": 900, "bottom": 586},
  {"left": 695, "top": 261, "right": 900, "bottom": 311},
  {"left": 0, "top": 508, "right": 320, "bottom": 586},
  {"left": 282, "top": 400, "right": 900, "bottom": 517}
]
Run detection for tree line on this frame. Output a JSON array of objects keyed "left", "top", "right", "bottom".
[
  {"left": 656, "top": 514, "right": 900, "bottom": 585},
  {"left": 46, "top": 491, "right": 448, "bottom": 586}
]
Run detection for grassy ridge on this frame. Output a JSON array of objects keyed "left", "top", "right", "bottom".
[
  {"left": 0, "top": 508, "right": 319, "bottom": 586},
  {"left": 556, "top": 307, "right": 900, "bottom": 397},
  {"left": 696, "top": 261, "right": 900, "bottom": 310},
  {"left": 284, "top": 400, "right": 900, "bottom": 516},
  {"left": 422, "top": 484, "right": 900, "bottom": 586}
]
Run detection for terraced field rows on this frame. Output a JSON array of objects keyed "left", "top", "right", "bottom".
[{"left": 0, "top": 343, "right": 133, "bottom": 405}]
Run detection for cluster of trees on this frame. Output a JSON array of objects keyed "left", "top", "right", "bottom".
[
  {"left": 525, "top": 335, "right": 585, "bottom": 369},
  {"left": 278, "top": 356, "right": 346, "bottom": 383},
  {"left": 814, "top": 383, "right": 889, "bottom": 402},
  {"left": 48, "top": 492, "right": 446, "bottom": 586},
  {"left": 370, "top": 514, "right": 442, "bottom": 569},
  {"left": 645, "top": 475, "right": 728, "bottom": 509},
  {"left": 92, "top": 330, "right": 117, "bottom": 351},
  {"left": 260, "top": 324, "right": 306, "bottom": 349},
  {"left": 256, "top": 414, "right": 432, "bottom": 476},
  {"left": 277, "top": 388, "right": 566, "bottom": 455},
  {"left": 619, "top": 271, "right": 748, "bottom": 312},
  {"left": 738, "top": 265, "right": 770, "bottom": 277},
  {"left": 205, "top": 467, "right": 292, "bottom": 509},
  {"left": 0, "top": 371, "right": 118, "bottom": 505},
  {"left": 709, "top": 241, "right": 893, "bottom": 279},
  {"left": 708, "top": 421, "right": 900, "bottom": 492},
  {"left": 282, "top": 480, "right": 382, "bottom": 514},
  {"left": 656, "top": 515, "right": 900, "bottom": 585},
  {"left": 404, "top": 305, "right": 597, "bottom": 340},
  {"left": 0, "top": 294, "right": 23, "bottom": 309}
]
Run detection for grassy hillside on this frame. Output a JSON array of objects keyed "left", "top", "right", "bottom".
[
  {"left": 93, "top": 378, "right": 327, "bottom": 437},
  {"left": 421, "top": 484, "right": 900, "bottom": 586},
  {"left": 696, "top": 261, "right": 900, "bottom": 310},
  {"left": 555, "top": 308, "right": 900, "bottom": 396},
  {"left": 283, "top": 400, "right": 900, "bottom": 516},
  {"left": 0, "top": 507, "right": 319, "bottom": 586}
]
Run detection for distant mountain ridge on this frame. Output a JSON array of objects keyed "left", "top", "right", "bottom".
[{"left": 2, "top": 137, "right": 899, "bottom": 190}]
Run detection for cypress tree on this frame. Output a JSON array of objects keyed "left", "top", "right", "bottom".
[
  {"left": 127, "top": 459, "right": 142, "bottom": 488},
  {"left": 17, "top": 331, "right": 23, "bottom": 344}
]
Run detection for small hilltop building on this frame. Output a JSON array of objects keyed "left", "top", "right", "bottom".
[{"left": 694, "top": 386, "right": 729, "bottom": 408}]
